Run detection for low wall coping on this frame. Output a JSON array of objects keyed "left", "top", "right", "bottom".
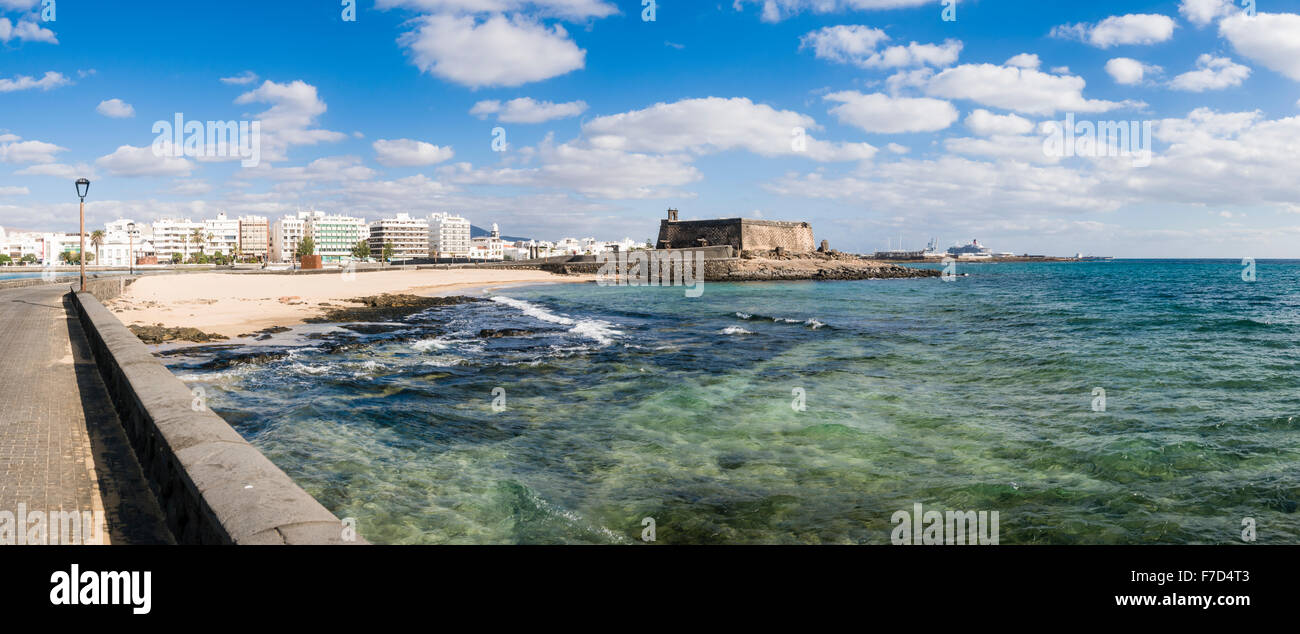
[{"left": 72, "top": 290, "right": 364, "bottom": 545}]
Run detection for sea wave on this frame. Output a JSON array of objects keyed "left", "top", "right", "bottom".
[
  {"left": 733, "top": 311, "right": 829, "bottom": 329},
  {"left": 491, "top": 296, "right": 622, "bottom": 345},
  {"left": 412, "top": 338, "right": 449, "bottom": 352}
]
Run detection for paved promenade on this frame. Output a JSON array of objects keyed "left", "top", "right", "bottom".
[{"left": 0, "top": 283, "right": 171, "bottom": 544}]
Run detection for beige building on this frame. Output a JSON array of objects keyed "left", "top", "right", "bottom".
[
  {"left": 368, "top": 213, "right": 429, "bottom": 262},
  {"left": 238, "top": 216, "right": 270, "bottom": 261}
]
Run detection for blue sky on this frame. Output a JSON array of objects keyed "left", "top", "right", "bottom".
[{"left": 3, "top": 0, "right": 1300, "bottom": 256}]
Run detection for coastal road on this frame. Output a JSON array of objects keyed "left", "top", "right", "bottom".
[{"left": 0, "top": 283, "right": 172, "bottom": 544}]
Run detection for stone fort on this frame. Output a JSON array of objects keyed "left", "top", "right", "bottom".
[{"left": 655, "top": 209, "right": 816, "bottom": 254}]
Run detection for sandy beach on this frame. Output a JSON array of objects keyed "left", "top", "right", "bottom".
[{"left": 106, "top": 269, "right": 593, "bottom": 338}]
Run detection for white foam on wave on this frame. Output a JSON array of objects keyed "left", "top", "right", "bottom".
[
  {"left": 720, "top": 326, "right": 752, "bottom": 335},
  {"left": 569, "top": 320, "right": 621, "bottom": 346},
  {"left": 491, "top": 296, "right": 575, "bottom": 325},
  {"left": 420, "top": 356, "right": 465, "bottom": 367},
  {"left": 412, "top": 338, "right": 448, "bottom": 352},
  {"left": 490, "top": 296, "right": 622, "bottom": 346}
]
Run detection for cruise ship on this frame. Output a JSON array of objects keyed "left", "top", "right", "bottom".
[{"left": 948, "top": 239, "right": 994, "bottom": 259}]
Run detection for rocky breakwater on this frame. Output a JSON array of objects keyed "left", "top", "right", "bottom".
[
  {"left": 707, "top": 251, "right": 941, "bottom": 282},
  {"left": 305, "top": 293, "right": 485, "bottom": 323}
]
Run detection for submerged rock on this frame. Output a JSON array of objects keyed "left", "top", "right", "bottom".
[{"left": 478, "top": 328, "right": 537, "bottom": 339}]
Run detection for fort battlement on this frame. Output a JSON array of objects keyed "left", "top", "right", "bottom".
[{"left": 656, "top": 210, "right": 815, "bottom": 254}]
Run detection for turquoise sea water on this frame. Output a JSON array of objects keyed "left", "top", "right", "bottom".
[
  {"left": 0, "top": 270, "right": 133, "bottom": 281},
  {"left": 161, "top": 260, "right": 1300, "bottom": 544}
]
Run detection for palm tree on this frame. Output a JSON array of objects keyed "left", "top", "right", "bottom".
[
  {"left": 89, "top": 230, "right": 104, "bottom": 267},
  {"left": 188, "top": 228, "right": 204, "bottom": 263}
]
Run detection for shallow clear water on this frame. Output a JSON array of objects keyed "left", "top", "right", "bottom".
[
  {"left": 0, "top": 270, "right": 133, "bottom": 281},
  {"left": 161, "top": 260, "right": 1300, "bottom": 544}
]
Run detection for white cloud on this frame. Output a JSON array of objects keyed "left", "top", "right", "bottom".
[
  {"left": 0, "top": 16, "right": 56, "bottom": 44},
  {"left": 1168, "top": 54, "right": 1250, "bottom": 91},
  {"left": 885, "top": 143, "right": 909, "bottom": 154},
  {"left": 95, "top": 145, "right": 193, "bottom": 177},
  {"left": 440, "top": 136, "right": 702, "bottom": 199},
  {"left": 1105, "top": 57, "right": 1161, "bottom": 85},
  {"left": 238, "top": 156, "right": 377, "bottom": 184},
  {"left": 1004, "top": 53, "right": 1041, "bottom": 69},
  {"left": 944, "top": 134, "right": 1060, "bottom": 164},
  {"left": 166, "top": 180, "right": 214, "bottom": 196},
  {"left": 233, "top": 80, "right": 346, "bottom": 162},
  {"left": 964, "top": 109, "right": 1034, "bottom": 136},
  {"left": 0, "top": 71, "right": 70, "bottom": 93},
  {"left": 800, "top": 25, "right": 961, "bottom": 69},
  {"left": 0, "top": 186, "right": 29, "bottom": 196},
  {"left": 14, "top": 162, "right": 91, "bottom": 180},
  {"left": 0, "top": 137, "right": 65, "bottom": 164},
  {"left": 766, "top": 157, "right": 1114, "bottom": 219},
  {"left": 733, "top": 0, "right": 933, "bottom": 23},
  {"left": 470, "top": 97, "right": 588, "bottom": 123},
  {"left": 1179, "top": 0, "right": 1234, "bottom": 26},
  {"left": 824, "top": 91, "right": 958, "bottom": 134},
  {"left": 925, "top": 63, "right": 1136, "bottom": 116},
  {"left": 1220, "top": 12, "right": 1300, "bottom": 82},
  {"left": 96, "top": 98, "right": 135, "bottom": 118},
  {"left": 375, "top": 0, "right": 618, "bottom": 20},
  {"left": 396, "top": 14, "right": 586, "bottom": 88},
  {"left": 581, "top": 97, "right": 875, "bottom": 161},
  {"left": 372, "top": 139, "right": 455, "bottom": 166},
  {"left": 220, "top": 71, "right": 260, "bottom": 85},
  {"left": 1051, "top": 14, "right": 1177, "bottom": 48}
]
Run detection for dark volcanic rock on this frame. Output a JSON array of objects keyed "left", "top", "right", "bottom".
[
  {"left": 477, "top": 328, "right": 537, "bottom": 339},
  {"left": 305, "top": 294, "right": 485, "bottom": 323},
  {"left": 238, "top": 325, "right": 293, "bottom": 338},
  {"left": 710, "top": 257, "right": 941, "bottom": 282},
  {"left": 340, "top": 323, "right": 407, "bottom": 335},
  {"left": 194, "top": 349, "right": 293, "bottom": 370},
  {"left": 130, "top": 324, "right": 229, "bottom": 344}
]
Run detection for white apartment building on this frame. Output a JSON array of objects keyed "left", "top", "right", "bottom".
[
  {"left": 428, "top": 212, "right": 471, "bottom": 259},
  {"left": 98, "top": 219, "right": 154, "bottom": 267},
  {"left": 469, "top": 223, "right": 505, "bottom": 261},
  {"left": 0, "top": 228, "right": 47, "bottom": 262},
  {"left": 151, "top": 218, "right": 204, "bottom": 262},
  {"left": 204, "top": 212, "right": 240, "bottom": 256},
  {"left": 238, "top": 215, "right": 270, "bottom": 261},
  {"left": 368, "top": 213, "right": 429, "bottom": 261},
  {"left": 39, "top": 233, "right": 85, "bottom": 263},
  {"left": 272, "top": 214, "right": 306, "bottom": 263}
]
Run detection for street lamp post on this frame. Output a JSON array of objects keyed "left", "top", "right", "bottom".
[
  {"left": 75, "top": 178, "right": 90, "bottom": 292},
  {"left": 127, "top": 222, "right": 136, "bottom": 276}
]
